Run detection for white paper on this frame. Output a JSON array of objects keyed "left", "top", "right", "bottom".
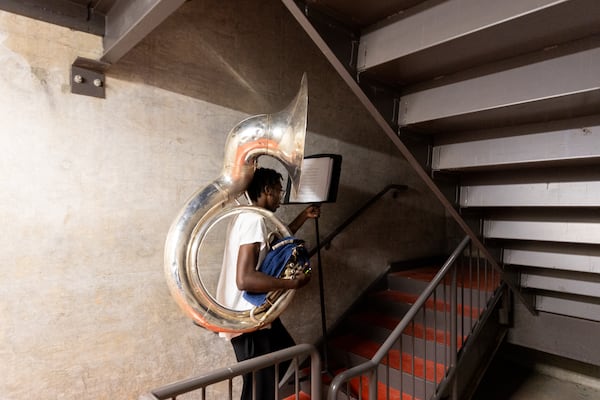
[{"left": 289, "top": 157, "right": 333, "bottom": 203}]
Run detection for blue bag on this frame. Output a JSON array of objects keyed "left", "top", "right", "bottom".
[{"left": 243, "top": 236, "right": 311, "bottom": 306}]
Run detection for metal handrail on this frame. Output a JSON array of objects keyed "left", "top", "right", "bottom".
[
  {"left": 140, "top": 343, "right": 322, "bottom": 400},
  {"left": 327, "top": 235, "right": 502, "bottom": 400},
  {"left": 140, "top": 184, "right": 408, "bottom": 400},
  {"left": 307, "top": 184, "right": 408, "bottom": 257}
]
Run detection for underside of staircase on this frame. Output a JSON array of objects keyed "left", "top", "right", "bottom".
[{"left": 281, "top": 0, "right": 600, "bottom": 377}]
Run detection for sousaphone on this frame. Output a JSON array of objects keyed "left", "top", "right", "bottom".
[{"left": 164, "top": 75, "right": 308, "bottom": 333}]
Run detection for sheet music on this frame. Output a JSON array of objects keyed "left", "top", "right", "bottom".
[{"left": 289, "top": 157, "right": 333, "bottom": 203}]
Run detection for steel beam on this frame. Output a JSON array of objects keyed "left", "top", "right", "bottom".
[
  {"left": 459, "top": 181, "right": 600, "bottom": 208},
  {"left": 536, "top": 295, "right": 600, "bottom": 322},
  {"left": 101, "top": 0, "right": 185, "bottom": 64},
  {"left": 509, "top": 301, "right": 600, "bottom": 364},
  {"left": 398, "top": 44, "right": 600, "bottom": 126},
  {"left": 484, "top": 219, "right": 600, "bottom": 244},
  {"left": 358, "top": 0, "right": 568, "bottom": 70},
  {"left": 433, "top": 125, "right": 600, "bottom": 170},
  {"left": 360, "top": 0, "right": 600, "bottom": 85},
  {"left": 521, "top": 272, "right": 600, "bottom": 297},
  {"left": 504, "top": 248, "right": 600, "bottom": 274}
]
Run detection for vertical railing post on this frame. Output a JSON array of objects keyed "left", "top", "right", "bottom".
[
  {"left": 311, "top": 347, "right": 322, "bottom": 400},
  {"left": 450, "top": 263, "right": 458, "bottom": 399},
  {"left": 369, "top": 370, "right": 377, "bottom": 400}
]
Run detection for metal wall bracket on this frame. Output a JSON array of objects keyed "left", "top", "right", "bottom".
[{"left": 70, "top": 57, "right": 110, "bottom": 99}]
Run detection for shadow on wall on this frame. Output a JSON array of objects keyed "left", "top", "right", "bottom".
[
  {"left": 109, "top": 0, "right": 390, "bottom": 153},
  {"left": 281, "top": 185, "right": 447, "bottom": 344}
]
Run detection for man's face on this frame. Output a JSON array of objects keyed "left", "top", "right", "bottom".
[{"left": 265, "top": 183, "right": 285, "bottom": 212}]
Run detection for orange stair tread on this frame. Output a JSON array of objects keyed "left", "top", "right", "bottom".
[
  {"left": 349, "top": 376, "right": 422, "bottom": 400},
  {"left": 389, "top": 267, "right": 500, "bottom": 291},
  {"left": 352, "top": 312, "right": 466, "bottom": 347},
  {"left": 332, "top": 335, "right": 446, "bottom": 383},
  {"left": 283, "top": 391, "right": 310, "bottom": 400},
  {"left": 372, "top": 290, "right": 482, "bottom": 319}
]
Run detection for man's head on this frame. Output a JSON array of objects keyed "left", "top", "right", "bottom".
[{"left": 247, "top": 168, "right": 285, "bottom": 211}]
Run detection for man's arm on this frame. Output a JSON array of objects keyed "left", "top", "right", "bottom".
[
  {"left": 235, "top": 243, "right": 309, "bottom": 292},
  {"left": 288, "top": 205, "right": 321, "bottom": 234}
]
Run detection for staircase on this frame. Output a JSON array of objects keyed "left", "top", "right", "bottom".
[
  {"left": 328, "top": 271, "right": 459, "bottom": 400},
  {"left": 281, "top": 0, "right": 600, "bottom": 371},
  {"left": 314, "top": 244, "right": 505, "bottom": 400}
]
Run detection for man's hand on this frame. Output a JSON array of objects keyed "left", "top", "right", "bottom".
[
  {"left": 289, "top": 204, "right": 321, "bottom": 234},
  {"left": 304, "top": 204, "right": 321, "bottom": 219},
  {"left": 290, "top": 268, "right": 311, "bottom": 289}
]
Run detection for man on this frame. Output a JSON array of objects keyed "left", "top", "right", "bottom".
[{"left": 216, "top": 167, "right": 320, "bottom": 400}]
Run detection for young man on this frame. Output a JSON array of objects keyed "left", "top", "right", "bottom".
[{"left": 216, "top": 167, "right": 320, "bottom": 400}]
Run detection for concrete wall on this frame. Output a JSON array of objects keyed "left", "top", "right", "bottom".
[{"left": 0, "top": 1, "right": 447, "bottom": 398}]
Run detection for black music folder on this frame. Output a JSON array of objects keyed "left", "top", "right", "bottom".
[{"left": 284, "top": 154, "right": 342, "bottom": 204}]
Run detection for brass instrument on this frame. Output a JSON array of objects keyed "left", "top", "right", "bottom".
[{"left": 164, "top": 75, "right": 308, "bottom": 333}]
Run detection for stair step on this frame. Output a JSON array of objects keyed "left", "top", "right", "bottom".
[
  {"left": 389, "top": 266, "right": 499, "bottom": 292},
  {"left": 328, "top": 347, "right": 438, "bottom": 398},
  {"left": 341, "top": 313, "right": 465, "bottom": 363},
  {"left": 331, "top": 335, "right": 446, "bottom": 383},
  {"left": 283, "top": 390, "right": 310, "bottom": 400},
  {"left": 351, "top": 312, "right": 466, "bottom": 348},
  {"left": 369, "top": 290, "right": 481, "bottom": 320},
  {"left": 349, "top": 375, "right": 422, "bottom": 400},
  {"left": 287, "top": 380, "right": 421, "bottom": 400},
  {"left": 326, "top": 266, "right": 492, "bottom": 399}
]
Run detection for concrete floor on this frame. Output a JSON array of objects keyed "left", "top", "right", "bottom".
[
  {"left": 472, "top": 345, "right": 600, "bottom": 400},
  {"left": 498, "top": 373, "right": 600, "bottom": 400}
]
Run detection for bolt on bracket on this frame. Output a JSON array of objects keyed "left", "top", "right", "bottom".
[{"left": 70, "top": 57, "right": 110, "bottom": 98}]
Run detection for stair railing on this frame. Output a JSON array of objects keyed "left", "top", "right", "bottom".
[
  {"left": 327, "top": 235, "right": 503, "bottom": 400},
  {"left": 140, "top": 184, "right": 409, "bottom": 400},
  {"left": 139, "top": 343, "right": 321, "bottom": 400}
]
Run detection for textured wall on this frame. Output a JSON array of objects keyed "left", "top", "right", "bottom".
[{"left": 0, "top": 1, "right": 446, "bottom": 398}]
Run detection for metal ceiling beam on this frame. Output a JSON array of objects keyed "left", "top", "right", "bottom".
[
  {"left": 510, "top": 301, "right": 600, "bottom": 363},
  {"left": 459, "top": 181, "right": 600, "bottom": 208},
  {"left": 398, "top": 44, "right": 600, "bottom": 126},
  {"left": 358, "top": 0, "right": 565, "bottom": 71},
  {"left": 101, "top": 0, "right": 185, "bottom": 64},
  {"left": 522, "top": 272, "right": 600, "bottom": 297},
  {"left": 484, "top": 219, "right": 600, "bottom": 244},
  {"left": 433, "top": 125, "right": 600, "bottom": 170},
  {"left": 504, "top": 247, "right": 600, "bottom": 274},
  {"left": 536, "top": 295, "right": 600, "bottom": 322},
  {"left": 357, "top": 0, "right": 600, "bottom": 85}
]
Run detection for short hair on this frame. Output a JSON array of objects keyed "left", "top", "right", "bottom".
[{"left": 247, "top": 168, "right": 283, "bottom": 201}]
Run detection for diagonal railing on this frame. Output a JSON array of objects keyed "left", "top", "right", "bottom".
[
  {"left": 327, "top": 236, "right": 505, "bottom": 400},
  {"left": 139, "top": 343, "right": 321, "bottom": 400}
]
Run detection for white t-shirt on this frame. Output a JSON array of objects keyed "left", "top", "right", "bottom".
[{"left": 216, "top": 212, "right": 268, "bottom": 312}]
